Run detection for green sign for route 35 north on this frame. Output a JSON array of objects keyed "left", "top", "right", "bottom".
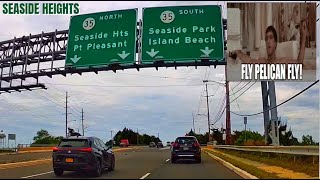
[
  {"left": 141, "top": 5, "right": 224, "bottom": 63},
  {"left": 65, "top": 9, "right": 137, "bottom": 67}
]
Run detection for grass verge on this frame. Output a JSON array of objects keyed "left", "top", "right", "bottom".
[
  {"left": 216, "top": 149, "right": 319, "bottom": 178},
  {"left": 203, "top": 149, "right": 280, "bottom": 179}
]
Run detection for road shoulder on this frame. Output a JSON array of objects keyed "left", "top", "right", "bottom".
[{"left": 202, "top": 147, "right": 316, "bottom": 179}]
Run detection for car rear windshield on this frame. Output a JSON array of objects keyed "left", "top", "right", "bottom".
[
  {"left": 175, "top": 137, "right": 197, "bottom": 144},
  {"left": 58, "top": 139, "right": 89, "bottom": 148}
]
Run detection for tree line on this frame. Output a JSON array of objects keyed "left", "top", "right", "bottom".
[
  {"left": 106, "top": 127, "right": 161, "bottom": 146},
  {"left": 186, "top": 128, "right": 319, "bottom": 146},
  {"left": 31, "top": 128, "right": 162, "bottom": 146}
]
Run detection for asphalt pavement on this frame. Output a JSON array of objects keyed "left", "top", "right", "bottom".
[{"left": 0, "top": 147, "right": 242, "bottom": 179}]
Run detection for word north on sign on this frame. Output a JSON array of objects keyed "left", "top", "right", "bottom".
[
  {"left": 66, "top": 9, "right": 137, "bottom": 68},
  {"left": 141, "top": 5, "right": 224, "bottom": 63}
]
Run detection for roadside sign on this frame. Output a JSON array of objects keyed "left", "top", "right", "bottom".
[
  {"left": 244, "top": 117, "right": 247, "bottom": 125},
  {"left": 66, "top": 9, "right": 137, "bottom": 67},
  {"left": 141, "top": 5, "right": 224, "bottom": 63},
  {"left": 8, "top": 134, "right": 16, "bottom": 140}
]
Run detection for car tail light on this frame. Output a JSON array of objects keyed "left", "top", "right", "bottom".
[
  {"left": 52, "top": 147, "right": 61, "bottom": 152},
  {"left": 193, "top": 142, "right": 200, "bottom": 147},
  {"left": 80, "top": 147, "right": 93, "bottom": 152},
  {"left": 173, "top": 142, "right": 180, "bottom": 148}
]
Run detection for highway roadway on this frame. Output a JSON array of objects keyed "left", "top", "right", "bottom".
[{"left": 0, "top": 147, "right": 242, "bottom": 179}]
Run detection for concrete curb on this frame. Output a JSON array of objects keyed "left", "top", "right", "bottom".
[{"left": 203, "top": 149, "right": 258, "bottom": 179}]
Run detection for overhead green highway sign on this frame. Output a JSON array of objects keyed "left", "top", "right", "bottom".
[
  {"left": 141, "top": 5, "right": 224, "bottom": 63},
  {"left": 66, "top": 9, "right": 137, "bottom": 67}
]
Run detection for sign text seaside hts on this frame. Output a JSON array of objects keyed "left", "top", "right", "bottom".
[{"left": 66, "top": 9, "right": 137, "bottom": 67}]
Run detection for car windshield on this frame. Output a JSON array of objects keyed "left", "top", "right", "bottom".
[
  {"left": 58, "top": 139, "right": 89, "bottom": 148},
  {"left": 176, "top": 137, "right": 196, "bottom": 144}
]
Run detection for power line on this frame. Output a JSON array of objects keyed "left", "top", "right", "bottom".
[
  {"left": 230, "top": 80, "right": 319, "bottom": 117},
  {"left": 115, "top": 72, "right": 206, "bottom": 81},
  {"left": 230, "top": 81, "right": 257, "bottom": 103},
  {"left": 196, "top": 68, "right": 209, "bottom": 115},
  {"left": 211, "top": 96, "right": 226, "bottom": 123},
  {"left": 230, "top": 81, "right": 242, "bottom": 91},
  {"left": 0, "top": 95, "right": 51, "bottom": 119},
  {"left": 211, "top": 105, "right": 226, "bottom": 126},
  {"left": 230, "top": 83, "right": 242, "bottom": 113},
  {"left": 45, "top": 83, "right": 209, "bottom": 88},
  {"left": 208, "top": 85, "right": 223, "bottom": 105},
  {"left": 229, "top": 81, "right": 252, "bottom": 96}
]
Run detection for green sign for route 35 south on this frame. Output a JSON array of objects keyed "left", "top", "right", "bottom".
[
  {"left": 65, "top": 9, "right": 137, "bottom": 67},
  {"left": 141, "top": 5, "right": 224, "bottom": 63}
]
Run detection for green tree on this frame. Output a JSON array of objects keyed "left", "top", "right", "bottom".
[
  {"left": 235, "top": 130, "right": 264, "bottom": 145},
  {"left": 32, "top": 129, "right": 62, "bottom": 145},
  {"left": 301, "top": 135, "right": 316, "bottom": 145},
  {"left": 33, "top": 129, "right": 50, "bottom": 142},
  {"left": 113, "top": 127, "right": 161, "bottom": 145},
  {"left": 279, "top": 129, "right": 299, "bottom": 146}
]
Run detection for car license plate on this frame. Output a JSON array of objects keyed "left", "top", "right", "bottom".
[
  {"left": 65, "top": 158, "right": 74, "bottom": 163},
  {"left": 183, "top": 147, "right": 189, "bottom": 150}
]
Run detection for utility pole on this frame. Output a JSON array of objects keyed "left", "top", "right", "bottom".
[
  {"left": 225, "top": 65, "right": 231, "bottom": 145},
  {"left": 192, "top": 113, "right": 195, "bottom": 133},
  {"left": 81, "top": 108, "right": 84, "bottom": 136},
  {"left": 65, "top": 92, "right": 68, "bottom": 137},
  {"left": 137, "top": 128, "right": 139, "bottom": 145},
  {"left": 204, "top": 83, "right": 211, "bottom": 143},
  {"left": 244, "top": 117, "right": 247, "bottom": 143},
  {"left": 111, "top": 130, "right": 113, "bottom": 148}
]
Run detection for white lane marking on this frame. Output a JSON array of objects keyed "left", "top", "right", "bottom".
[
  {"left": 21, "top": 171, "right": 53, "bottom": 179},
  {"left": 140, "top": 173, "right": 151, "bottom": 179},
  {"left": 160, "top": 147, "right": 170, "bottom": 150},
  {"left": 165, "top": 159, "right": 170, "bottom": 162}
]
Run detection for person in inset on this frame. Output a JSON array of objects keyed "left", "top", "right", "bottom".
[{"left": 229, "top": 20, "right": 315, "bottom": 70}]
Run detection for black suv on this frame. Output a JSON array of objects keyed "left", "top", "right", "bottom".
[
  {"left": 171, "top": 136, "right": 201, "bottom": 163},
  {"left": 52, "top": 136, "right": 115, "bottom": 177}
]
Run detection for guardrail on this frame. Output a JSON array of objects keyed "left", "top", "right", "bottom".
[{"left": 211, "top": 145, "right": 319, "bottom": 156}]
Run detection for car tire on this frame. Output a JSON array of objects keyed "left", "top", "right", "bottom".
[
  {"left": 53, "top": 168, "right": 64, "bottom": 176},
  {"left": 171, "top": 157, "right": 176, "bottom": 164},
  {"left": 196, "top": 157, "right": 202, "bottom": 163},
  {"left": 92, "top": 159, "right": 102, "bottom": 177},
  {"left": 109, "top": 158, "right": 115, "bottom": 171}
]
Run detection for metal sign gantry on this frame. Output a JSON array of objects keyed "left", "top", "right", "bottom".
[{"left": 0, "top": 19, "right": 227, "bottom": 94}]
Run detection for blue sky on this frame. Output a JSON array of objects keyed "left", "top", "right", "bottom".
[{"left": 0, "top": 1, "right": 319, "bottom": 147}]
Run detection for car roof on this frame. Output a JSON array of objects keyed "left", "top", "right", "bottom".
[
  {"left": 177, "top": 136, "right": 196, "bottom": 138},
  {"left": 62, "top": 136, "right": 95, "bottom": 140}
]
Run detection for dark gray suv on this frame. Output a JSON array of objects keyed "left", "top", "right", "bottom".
[
  {"left": 52, "top": 136, "right": 115, "bottom": 177},
  {"left": 171, "top": 136, "right": 201, "bottom": 163}
]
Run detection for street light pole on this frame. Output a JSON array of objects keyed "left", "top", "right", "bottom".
[
  {"left": 81, "top": 109, "right": 84, "bottom": 136},
  {"left": 192, "top": 113, "right": 195, "bottom": 133},
  {"left": 225, "top": 65, "right": 231, "bottom": 145},
  {"left": 203, "top": 79, "right": 231, "bottom": 145},
  {"left": 111, "top": 130, "right": 113, "bottom": 148}
]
